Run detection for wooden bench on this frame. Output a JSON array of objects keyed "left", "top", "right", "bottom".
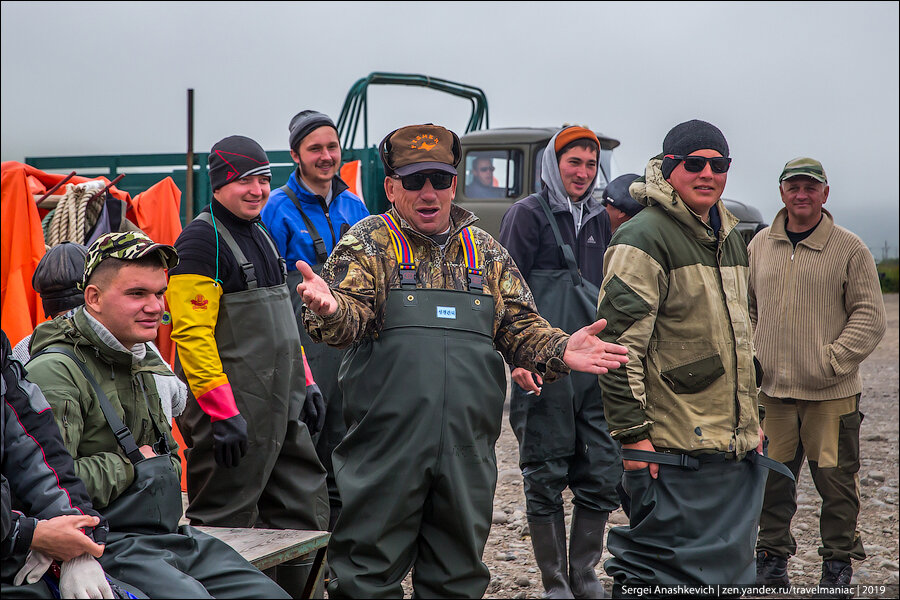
[{"left": 196, "top": 526, "right": 330, "bottom": 599}]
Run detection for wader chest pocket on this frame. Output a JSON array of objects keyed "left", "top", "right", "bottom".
[{"left": 660, "top": 354, "right": 725, "bottom": 394}]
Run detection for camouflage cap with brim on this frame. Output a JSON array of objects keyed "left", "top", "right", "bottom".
[
  {"left": 80, "top": 232, "right": 178, "bottom": 290},
  {"left": 779, "top": 157, "right": 827, "bottom": 184}
]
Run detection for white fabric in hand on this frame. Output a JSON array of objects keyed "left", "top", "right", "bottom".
[
  {"left": 13, "top": 550, "right": 53, "bottom": 585},
  {"left": 59, "top": 554, "right": 114, "bottom": 599}
]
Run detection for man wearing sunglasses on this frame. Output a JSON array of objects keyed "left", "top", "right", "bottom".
[
  {"left": 595, "top": 120, "right": 771, "bottom": 591},
  {"left": 294, "top": 123, "right": 630, "bottom": 599},
  {"left": 749, "top": 158, "right": 885, "bottom": 595},
  {"left": 467, "top": 154, "right": 504, "bottom": 198},
  {"left": 498, "top": 126, "right": 621, "bottom": 599}
]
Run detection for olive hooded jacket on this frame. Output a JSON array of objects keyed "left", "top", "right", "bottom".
[{"left": 595, "top": 156, "right": 760, "bottom": 457}]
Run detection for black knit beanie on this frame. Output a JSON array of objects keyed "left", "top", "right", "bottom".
[
  {"left": 208, "top": 135, "right": 271, "bottom": 191},
  {"left": 661, "top": 120, "right": 729, "bottom": 179},
  {"left": 288, "top": 110, "right": 337, "bottom": 152},
  {"left": 32, "top": 242, "right": 88, "bottom": 318}
]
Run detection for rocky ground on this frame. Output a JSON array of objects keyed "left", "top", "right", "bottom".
[{"left": 470, "top": 293, "right": 899, "bottom": 599}]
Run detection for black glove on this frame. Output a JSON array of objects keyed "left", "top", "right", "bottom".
[
  {"left": 211, "top": 414, "right": 248, "bottom": 468},
  {"left": 299, "top": 383, "right": 327, "bottom": 435}
]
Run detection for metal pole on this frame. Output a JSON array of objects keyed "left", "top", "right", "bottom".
[{"left": 185, "top": 88, "right": 195, "bottom": 222}]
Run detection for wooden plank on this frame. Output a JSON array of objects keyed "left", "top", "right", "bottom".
[{"left": 194, "top": 526, "right": 330, "bottom": 572}]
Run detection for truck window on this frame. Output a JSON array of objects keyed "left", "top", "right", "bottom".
[{"left": 463, "top": 151, "right": 521, "bottom": 199}]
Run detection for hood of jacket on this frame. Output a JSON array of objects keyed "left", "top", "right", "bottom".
[
  {"left": 30, "top": 307, "right": 171, "bottom": 377},
  {"left": 628, "top": 154, "right": 740, "bottom": 244},
  {"left": 540, "top": 130, "right": 604, "bottom": 221}
]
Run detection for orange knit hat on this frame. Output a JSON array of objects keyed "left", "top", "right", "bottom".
[{"left": 554, "top": 126, "right": 600, "bottom": 154}]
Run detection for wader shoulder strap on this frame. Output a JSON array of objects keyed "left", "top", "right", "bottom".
[
  {"left": 457, "top": 227, "right": 484, "bottom": 292},
  {"left": 379, "top": 213, "right": 417, "bottom": 289},
  {"left": 254, "top": 222, "right": 288, "bottom": 282},
  {"left": 279, "top": 185, "right": 330, "bottom": 265},
  {"left": 30, "top": 348, "right": 145, "bottom": 465},
  {"left": 196, "top": 211, "right": 258, "bottom": 289},
  {"left": 532, "top": 189, "right": 583, "bottom": 287},
  {"left": 622, "top": 448, "right": 795, "bottom": 481}
]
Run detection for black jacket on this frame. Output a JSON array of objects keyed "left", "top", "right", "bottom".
[
  {"left": 499, "top": 189, "right": 612, "bottom": 289},
  {"left": 1, "top": 330, "right": 107, "bottom": 581}
]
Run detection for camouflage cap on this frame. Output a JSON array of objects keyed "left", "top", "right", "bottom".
[
  {"left": 779, "top": 157, "right": 827, "bottom": 184},
  {"left": 80, "top": 232, "right": 178, "bottom": 290}
]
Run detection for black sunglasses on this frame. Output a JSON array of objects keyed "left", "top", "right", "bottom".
[
  {"left": 666, "top": 154, "right": 732, "bottom": 174},
  {"left": 392, "top": 172, "right": 454, "bottom": 191}
]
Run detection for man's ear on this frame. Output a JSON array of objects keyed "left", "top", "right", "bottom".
[
  {"left": 290, "top": 149, "right": 301, "bottom": 166},
  {"left": 384, "top": 176, "right": 396, "bottom": 204},
  {"left": 83, "top": 284, "right": 102, "bottom": 311}
]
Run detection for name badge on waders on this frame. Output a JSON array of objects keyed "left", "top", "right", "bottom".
[{"left": 34, "top": 348, "right": 183, "bottom": 534}]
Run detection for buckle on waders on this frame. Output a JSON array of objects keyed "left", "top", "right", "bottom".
[
  {"left": 399, "top": 263, "right": 417, "bottom": 288},
  {"left": 679, "top": 454, "right": 701, "bottom": 470},
  {"left": 467, "top": 268, "right": 484, "bottom": 292}
]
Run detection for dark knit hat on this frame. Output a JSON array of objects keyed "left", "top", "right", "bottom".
[
  {"left": 661, "top": 120, "right": 729, "bottom": 179},
  {"left": 289, "top": 110, "right": 337, "bottom": 152},
  {"left": 208, "top": 135, "right": 271, "bottom": 191},
  {"left": 33, "top": 242, "right": 88, "bottom": 317},
  {"left": 602, "top": 174, "right": 643, "bottom": 217}
]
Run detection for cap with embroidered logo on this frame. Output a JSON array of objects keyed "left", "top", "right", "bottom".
[
  {"left": 81, "top": 231, "right": 178, "bottom": 290},
  {"left": 779, "top": 157, "right": 827, "bottom": 184},
  {"left": 379, "top": 124, "right": 461, "bottom": 176}
]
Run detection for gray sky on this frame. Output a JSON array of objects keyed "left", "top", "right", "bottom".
[{"left": 2, "top": 1, "right": 898, "bottom": 256}]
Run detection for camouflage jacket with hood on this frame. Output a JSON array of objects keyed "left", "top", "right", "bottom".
[
  {"left": 25, "top": 308, "right": 180, "bottom": 509},
  {"left": 302, "top": 204, "right": 572, "bottom": 381},
  {"left": 595, "top": 156, "right": 760, "bottom": 456}
]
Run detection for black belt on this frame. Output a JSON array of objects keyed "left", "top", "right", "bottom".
[{"left": 622, "top": 448, "right": 795, "bottom": 481}]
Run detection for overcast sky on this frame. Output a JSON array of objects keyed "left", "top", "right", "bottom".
[{"left": 2, "top": 1, "right": 898, "bottom": 256}]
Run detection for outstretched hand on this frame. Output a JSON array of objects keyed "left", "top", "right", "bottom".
[
  {"left": 295, "top": 261, "right": 338, "bottom": 316},
  {"left": 562, "top": 319, "right": 629, "bottom": 375}
]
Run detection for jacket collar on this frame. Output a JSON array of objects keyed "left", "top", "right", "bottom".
[
  {"left": 289, "top": 169, "right": 349, "bottom": 203},
  {"left": 769, "top": 207, "right": 834, "bottom": 250},
  {"left": 387, "top": 204, "right": 479, "bottom": 244}
]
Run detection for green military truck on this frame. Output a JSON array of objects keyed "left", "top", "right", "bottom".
[{"left": 26, "top": 71, "right": 766, "bottom": 243}]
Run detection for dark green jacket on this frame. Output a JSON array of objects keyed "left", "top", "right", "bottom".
[
  {"left": 26, "top": 308, "right": 180, "bottom": 509},
  {"left": 596, "top": 156, "right": 760, "bottom": 456}
]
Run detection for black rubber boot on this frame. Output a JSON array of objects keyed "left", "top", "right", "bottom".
[
  {"left": 568, "top": 507, "right": 610, "bottom": 599},
  {"left": 755, "top": 550, "right": 790, "bottom": 587},
  {"left": 529, "top": 516, "right": 575, "bottom": 599}
]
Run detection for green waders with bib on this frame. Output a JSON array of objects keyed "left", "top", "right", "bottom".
[
  {"left": 508, "top": 190, "right": 621, "bottom": 598},
  {"left": 176, "top": 212, "right": 329, "bottom": 597},
  {"left": 326, "top": 216, "right": 506, "bottom": 599},
  {"left": 33, "top": 347, "right": 290, "bottom": 600},
  {"left": 280, "top": 184, "right": 347, "bottom": 532}
]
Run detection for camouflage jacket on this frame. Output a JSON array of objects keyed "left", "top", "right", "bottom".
[{"left": 302, "top": 204, "right": 571, "bottom": 381}]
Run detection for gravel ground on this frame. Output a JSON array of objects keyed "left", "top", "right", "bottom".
[{"left": 474, "top": 293, "right": 899, "bottom": 599}]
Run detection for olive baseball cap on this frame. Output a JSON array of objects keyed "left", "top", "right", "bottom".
[
  {"left": 779, "top": 157, "right": 827, "bottom": 184},
  {"left": 80, "top": 231, "right": 178, "bottom": 290},
  {"left": 379, "top": 124, "right": 461, "bottom": 176}
]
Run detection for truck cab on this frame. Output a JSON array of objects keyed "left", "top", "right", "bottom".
[{"left": 454, "top": 127, "right": 619, "bottom": 238}]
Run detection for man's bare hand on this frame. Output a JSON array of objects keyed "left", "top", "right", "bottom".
[
  {"left": 562, "top": 319, "right": 629, "bottom": 374},
  {"left": 757, "top": 426, "right": 765, "bottom": 454},
  {"left": 30, "top": 515, "right": 105, "bottom": 561},
  {"left": 511, "top": 368, "right": 542, "bottom": 395},
  {"left": 139, "top": 445, "right": 156, "bottom": 459},
  {"left": 622, "top": 438, "right": 659, "bottom": 479},
  {"left": 295, "top": 261, "right": 338, "bottom": 316}
]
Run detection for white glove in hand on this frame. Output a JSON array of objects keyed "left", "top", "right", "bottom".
[
  {"left": 13, "top": 550, "right": 53, "bottom": 585},
  {"left": 59, "top": 554, "right": 114, "bottom": 599}
]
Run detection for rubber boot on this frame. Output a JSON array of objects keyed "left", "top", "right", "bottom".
[
  {"left": 568, "top": 506, "right": 610, "bottom": 599},
  {"left": 529, "top": 516, "right": 574, "bottom": 599}
]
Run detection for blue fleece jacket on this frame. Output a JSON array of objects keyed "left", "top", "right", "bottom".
[{"left": 261, "top": 170, "right": 369, "bottom": 270}]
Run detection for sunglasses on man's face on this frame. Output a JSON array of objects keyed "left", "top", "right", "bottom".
[
  {"left": 393, "top": 172, "right": 454, "bottom": 191},
  {"left": 666, "top": 155, "right": 732, "bottom": 174}
]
